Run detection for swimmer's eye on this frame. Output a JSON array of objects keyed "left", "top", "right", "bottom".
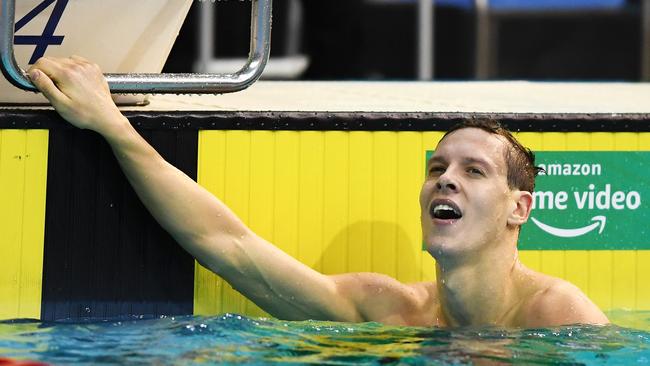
[
  {"left": 428, "top": 165, "right": 445, "bottom": 176},
  {"left": 467, "top": 167, "right": 485, "bottom": 176}
]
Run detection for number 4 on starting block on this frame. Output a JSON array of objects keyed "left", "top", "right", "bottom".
[{"left": 14, "top": 0, "right": 69, "bottom": 64}]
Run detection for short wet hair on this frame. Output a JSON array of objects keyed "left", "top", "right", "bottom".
[{"left": 440, "top": 119, "right": 543, "bottom": 192}]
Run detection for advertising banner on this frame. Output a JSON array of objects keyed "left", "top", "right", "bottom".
[{"left": 520, "top": 151, "right": 650, "bottom": 250}]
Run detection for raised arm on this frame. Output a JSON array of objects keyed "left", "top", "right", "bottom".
[{"left": 27, "top": 56, "right": 424, "bottom": 324}]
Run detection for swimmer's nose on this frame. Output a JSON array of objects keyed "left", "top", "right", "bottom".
[{"left": 435, "top": 176, "right": 458, "bottom": 193}]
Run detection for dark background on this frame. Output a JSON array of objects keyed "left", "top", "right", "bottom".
[{"left": 163, "top": 0, "right": 645, "bottom": 81}]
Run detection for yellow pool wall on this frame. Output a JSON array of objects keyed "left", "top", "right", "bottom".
[
  {"left": 1, "top": 129, "right": 648, "bottom": 320},
  {"left": 0, "top": 129, "right": 48, "bottom": 320}
]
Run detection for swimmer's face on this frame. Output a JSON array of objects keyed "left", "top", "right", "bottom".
[{"left": 420, "top": 128, "right": 529, "bottom": 260}]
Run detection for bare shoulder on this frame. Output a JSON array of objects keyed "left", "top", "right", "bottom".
[
  {"left": 331, "top": 272, "right": 439, "bottom": 326},
  {"left": 521, "top": 277, "right": 609, "bottom": 327}
]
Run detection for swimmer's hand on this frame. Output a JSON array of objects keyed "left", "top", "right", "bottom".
[{"left": 28, "top": 56, "right": 125, "bottom": 134}]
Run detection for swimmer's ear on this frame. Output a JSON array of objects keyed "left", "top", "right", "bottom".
[{"left": 508, "top": 190, "right": 533, "bottom": 227}]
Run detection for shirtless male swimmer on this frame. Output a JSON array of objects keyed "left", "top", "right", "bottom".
[{"left": 27, "top": 56, "right": 609, "bottom": 328}]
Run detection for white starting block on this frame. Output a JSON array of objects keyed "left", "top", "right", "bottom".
[{"left": 1, "top": 0, "right": 193, "bottom": 104}]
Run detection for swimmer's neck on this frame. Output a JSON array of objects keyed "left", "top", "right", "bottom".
[{"left": 435, "top": 243, "right": 526, "bottom": 327}]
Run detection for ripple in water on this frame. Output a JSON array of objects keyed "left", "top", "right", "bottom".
[{"left": 0, "top": 311, "right": 648, "bottom": 365}]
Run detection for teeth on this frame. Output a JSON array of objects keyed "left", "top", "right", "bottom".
[{"left": 434, "top": 204, "right": 458, "bottom": 214}]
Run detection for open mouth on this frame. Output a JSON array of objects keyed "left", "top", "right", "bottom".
[{"left": 429, "top": 200, "right": 463, "bottom": 220}]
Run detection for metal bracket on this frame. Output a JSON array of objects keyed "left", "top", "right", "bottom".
[{"left": 0, "top": 0, "right": 273, "bottom": 94}]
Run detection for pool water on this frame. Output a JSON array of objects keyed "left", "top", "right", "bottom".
[{"left": 0, "top": 311, "right": 648, "bottom": 365}]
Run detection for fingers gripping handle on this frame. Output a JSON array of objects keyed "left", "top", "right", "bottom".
[{"left": 0, "top": 0, "right": 272, "bottom": 94}]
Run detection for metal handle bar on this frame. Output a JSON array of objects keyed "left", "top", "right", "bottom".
[{"left": 1, "top": 0, "right": 272, "bottom": 94}]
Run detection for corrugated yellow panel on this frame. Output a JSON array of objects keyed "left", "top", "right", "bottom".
[
  {"left": 564, "top": 132, "right": 592, "bottom": 150},
  {"left": 348, "top": 132, "right": 373, "bottom": 273},
  {"left": 612, "top": 251, "right": 636, "bottom": 310},
  {"left": 245, "top": 131, "right": 276, "bottom": 317},
  {"left": 18, "top": 131, "right": 48, "bottom": 319},
  {"left": 322, "top": 132, "right": 349, "bottom": 275},
  {"left": 195, "top": 131, "right": 226, "bottom": 316},
  {"left": 541, "top": 132, "right": 566, "bottom": 150},
  {"left": 590, "top": 132, "right": 615, "bottom": 148},
  {"left": 515, "top": 132, "right": 544, "bottom": 151},
  {"left": 640, "top": 132, "right": 650, "bottom": 150},
  {"left": 637, "top": 251, "right": 650, "bottom": 310},
  {"left": 298, "top": 132, "right": 325, "bottom": 271},
  {"left": 614, "top": 132, "right": 639, "bottom": 150},
  {"left": 0, "top": 130, "right": 48, "bottom": 320},
  {"left": 540, "top": 250, "right": 565, "bottom": 279},
  {"left": 273, "top": 132, "right": 300, "bottom": 259},
  {"left": 0, "top": 130, "right": 24, "bottom": 319},
  {"left": 518, "top": 250, "right": 541, "bottom": 271},
  {"left": 372, "top": 132, "right": 398, "bottom": 277},
  {"left": 539, "top": 133, "right": 566, "bottom": 279},
  {"left": 222, "top": 131, "right": 252, "bottom": 314},
  {"left": 587, "top": 132, "right": 614, "bottom": 310},
  {"left": 564, "top": 249, "right": 589, "bottom": 297},
  {"left": 396, "top": 132, "right": 423, "bottom": 284},
  {"left": 420, "top": 132, "right": 442, "bottom": 282},
  {"left": 421, "top": 131, "right": 442, "bottom": 153}
]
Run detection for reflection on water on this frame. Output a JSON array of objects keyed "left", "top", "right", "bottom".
[{"left": 0, "top": 311, "right": 648, "bottom": 365}]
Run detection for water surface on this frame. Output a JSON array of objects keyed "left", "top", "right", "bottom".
[{"left": 0, "top": 311, "right": 648, "bottom": 365}]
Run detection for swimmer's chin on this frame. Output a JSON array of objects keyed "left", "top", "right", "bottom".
[{"left": 425, "top": 239, "right": 457, "bottom": 260}]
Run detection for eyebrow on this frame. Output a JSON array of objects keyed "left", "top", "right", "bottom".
[
  {"left": 426, "top": 156, "right": 448, "bottom": 169},
  {"left": 427, "top": 156, "right": 446, "bottom": 165},
  {"left": 462, "top": 157, "right": 492, "bottom": 169},
  {"left": 427, "top": 155, "right": 494, "bottom": 170}
]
